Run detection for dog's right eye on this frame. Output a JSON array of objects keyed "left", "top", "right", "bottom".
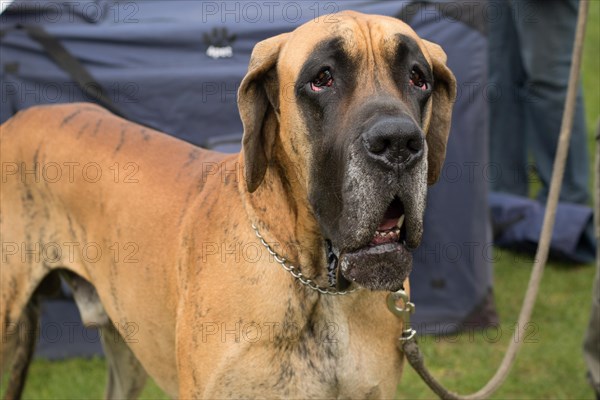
[{"left": 310, "top": 69, "right": 334, "bottom": 92}]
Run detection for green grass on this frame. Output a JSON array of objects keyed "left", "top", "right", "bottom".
[
  {"left": 3, "top": 3, "right": 599, "bottom": 399},
  {"left": 10, "top": 358, "right": 167, "bottom": 399}
]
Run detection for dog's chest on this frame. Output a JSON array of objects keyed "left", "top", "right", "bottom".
[
  {"left": 206, "top": 315, "right": 396, "bottom": 398},
  {"left": 210, "top": 346, "right": 385, "bottom": 398}
]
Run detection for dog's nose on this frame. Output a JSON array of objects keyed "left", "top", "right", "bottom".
[{"left": 362, "top": 117, "right": 424, "bottom": 167}]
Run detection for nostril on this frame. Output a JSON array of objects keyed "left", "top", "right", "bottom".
[
  {"left": 365, "top": 137, "right": 389, "bottom": 155},
  {"left": 407, "top": 137, "right": 423, "bottom": 154}
]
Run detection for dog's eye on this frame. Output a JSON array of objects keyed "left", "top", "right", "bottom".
[
  {"left": 310, "top": 69, "right": 334, "bottom": 92},
  {"left": 409, "top": 68, "right": 428, "bottom": 91}
]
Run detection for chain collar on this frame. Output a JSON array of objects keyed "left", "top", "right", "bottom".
[{"left": 251, "top": 224, "right": 360, "bottom": 296}]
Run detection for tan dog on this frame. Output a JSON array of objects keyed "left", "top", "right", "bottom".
[{"left": 0, "top": 11, "right": 456, "bottom": 399}]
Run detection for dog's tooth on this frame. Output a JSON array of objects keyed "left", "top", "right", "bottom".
[{"left": 396, "top": 215, "right": 405, "bottom": 229}]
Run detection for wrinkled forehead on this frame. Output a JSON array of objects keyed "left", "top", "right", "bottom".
[{"left": 279, "top": 11, "right": 431, "bottom": 76}]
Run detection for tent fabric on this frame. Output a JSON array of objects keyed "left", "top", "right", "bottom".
[
  {"left": 1, "top": 0, "right": 495, "bottom": 358},
  {"left": 36, "top": 299, "right": 103, "bottom": 359}
]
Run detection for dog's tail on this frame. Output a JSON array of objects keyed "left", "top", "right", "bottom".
[{"left": 2, "top": 301, "right": 39, "bottom": 400}]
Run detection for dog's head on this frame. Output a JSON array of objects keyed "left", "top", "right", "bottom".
[{"left": 239, "top": 11, "right": 456, "bottom": 291}]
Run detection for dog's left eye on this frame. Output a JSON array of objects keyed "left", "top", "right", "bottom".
[
  {"left": 310, "top": 69, "right": 334, "bottom": 92},
  {"left": 409, "top": 68, "right": 428, "bottom": 91}
]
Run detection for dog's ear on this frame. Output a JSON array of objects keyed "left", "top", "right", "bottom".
[
  {"left": 238, "top": 33, "right": 289, "bottom": 193},
  {"left": 422, "top": 40, "right": 457, "bottom": 185}
]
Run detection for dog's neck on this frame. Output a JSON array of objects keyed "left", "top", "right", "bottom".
[{"left": 238, "top": 152, "right": 330, "bottom": 286}]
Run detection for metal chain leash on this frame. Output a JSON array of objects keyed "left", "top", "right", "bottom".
[{"left": 252, "top": 224, "right": 360, "bottom": 296}]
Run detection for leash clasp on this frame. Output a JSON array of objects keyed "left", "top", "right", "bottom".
[{"left": 387, "top": 289, "right": 416, "bottom": 341}]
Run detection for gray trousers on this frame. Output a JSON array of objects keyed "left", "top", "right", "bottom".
[{"left": 488, "top": 0, "right": 590, "bottom": 204}]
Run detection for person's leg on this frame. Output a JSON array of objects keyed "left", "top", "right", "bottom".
[
  {"left": 488, "top": 0, "right": 529, "bottom": 196},
  {"left": 583, "top": 121, "right": 600, "bottom": 399},
  {"left": 513, "top": 0, "right": 590, "bottom": 204},
  {"left": 584, "top": 256, "right": 600, "bottom": 398}
]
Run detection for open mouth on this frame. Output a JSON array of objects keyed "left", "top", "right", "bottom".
[
  {"left": 338, "top": 197, "right": 414, "bottom": 292},
  {"left": 369, "top": 197, "right": 407, "bottom": 247}
]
